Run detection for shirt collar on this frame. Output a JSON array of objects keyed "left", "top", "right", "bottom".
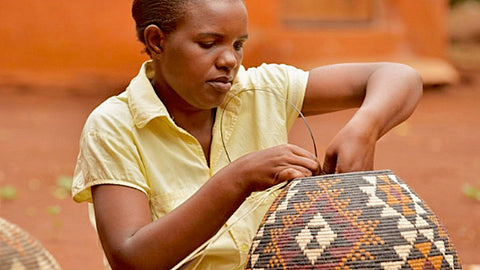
[
  {"left": 127, "top": 61, "right": 171, "bottom": 128},
  {"left": 128, "top": 61, "right": 247, "bottom": 129}
]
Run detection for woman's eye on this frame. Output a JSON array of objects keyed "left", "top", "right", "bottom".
[
  {"left": 198, "top": 42, "right": 215, "bottom": 49},
  {"left": 234, "top": 41, "right": 244, "bottom": 51}
]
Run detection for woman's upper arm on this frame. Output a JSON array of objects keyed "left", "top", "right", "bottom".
[
  {"left": 91, "top": 184, "right": 152, "bottom": 266},
  {"left": 302, "top": 63, "right": 382, "bottom": 116},
  {"left": 302, "top": 62, "right": 422, "bottom": 117}
]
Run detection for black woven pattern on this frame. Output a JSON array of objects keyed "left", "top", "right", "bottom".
[{"left": 245, "top": 170, "right": 461, "bottom": 269}]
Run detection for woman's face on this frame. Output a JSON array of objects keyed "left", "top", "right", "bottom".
[{"left": 153, "top": 0, "right": 248, "bottom": 111}]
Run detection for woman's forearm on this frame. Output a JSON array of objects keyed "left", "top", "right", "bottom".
[{"left": 93, "top": 171, "right": 250, "bottom": 270}]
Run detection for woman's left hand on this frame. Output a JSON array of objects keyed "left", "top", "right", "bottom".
[
  {"left": 302, "top": 62, "right": 423, "bottom": 174},
  {"left": 322, "top": 114, "right": 378, "bottom": 174}
]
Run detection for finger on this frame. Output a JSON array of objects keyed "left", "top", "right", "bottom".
[
  {"left": 289, "top": 164, "right": 315, "bottom": 178},
  {"left": 275, "top": 166, "right": 312, "bottom": 183},
  {"left": 287, "top": 144, "right": 318, "bottom": 160},
  {"left": 285, "top": 144, "right": 321, "bottom": 174},
  {"left": 294, "top": 156, "right": 321, "bottom": 175},
  {"left": 322, "top": 151, "right": 337, "bottom": 174},
  {"left": 331, "top": 154, "right": 356, "bottom": 173},
  {"left": 334, "top": 150, "right": 374, "bottom": 173},
  {"left": 277, "top": 151, "right": 320, "bottom": 176}
]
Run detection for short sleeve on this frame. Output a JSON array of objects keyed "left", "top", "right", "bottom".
[
  {"left": 239, "top": 63, "right": 309, "bottom": 130},
  {"left": 72, "top": 102, "right": 149, "bottom": 203}
]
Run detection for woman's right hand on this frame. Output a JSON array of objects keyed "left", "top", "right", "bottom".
[{"left": 224, "top": 144, "right": 321, "bottom": 194}]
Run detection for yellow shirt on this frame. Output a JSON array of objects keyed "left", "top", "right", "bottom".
[{"left": 72, "top": 61, "right": 309, "bottom": 269}]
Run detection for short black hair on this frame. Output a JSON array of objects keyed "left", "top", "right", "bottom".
[{"left": 131, "top": 0, "right": 187, "bottom": 45}]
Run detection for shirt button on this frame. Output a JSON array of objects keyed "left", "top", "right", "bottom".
[{"left": 241, "top": 243, "right": 250, "bottom": 253}]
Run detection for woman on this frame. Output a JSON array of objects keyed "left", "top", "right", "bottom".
[{"left": 72, "top": 0, "right": 423, "bottom": 269}]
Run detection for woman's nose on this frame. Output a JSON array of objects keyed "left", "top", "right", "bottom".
[{"left": 215, "top": 48, "right": 239, "bottom": 71}]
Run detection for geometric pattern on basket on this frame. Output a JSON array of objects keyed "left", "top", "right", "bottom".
[
  {"left": 0, "top": 217, "right": 62, "bottom": 270},
  {"left": 245, "top": 170, "right": 461, "bottom": 270}
]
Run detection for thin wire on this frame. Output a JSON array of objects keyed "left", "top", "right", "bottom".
[{"left": 219, "top": 88, "right": 318, "bottom": 163}]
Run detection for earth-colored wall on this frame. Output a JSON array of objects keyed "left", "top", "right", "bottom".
[
  {"left": 0, "top": 1, "right": 145, "bottom": 74},
  {"left": 244, "top": 0, "right": 449, "bottom": 67},
  {"left": 0, "top": 0, "right": 454, "bottom": 95}
]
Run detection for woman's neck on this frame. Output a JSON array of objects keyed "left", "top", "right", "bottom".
[
  {"left": 153, "top": 80, "right": 216, "bottom": 164},
  {"left": 170, "top": 107, "right": 216, "bottom": 133},
  {"left": 155, "top": 91, "right": 215, "bottom": 132}
]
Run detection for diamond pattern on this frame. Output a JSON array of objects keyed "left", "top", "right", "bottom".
[
  {"left": 293, "top": 212, "right": 338, "bottom": 264},
  {"left": 245, "top": 170, "right": 461, "bottom": 270}
]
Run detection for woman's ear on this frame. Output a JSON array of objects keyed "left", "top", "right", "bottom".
[{"left": 144, "top": 25, "right": 165, "bottom": 55}]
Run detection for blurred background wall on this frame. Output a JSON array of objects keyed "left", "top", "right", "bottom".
[
  {"left": 0, "top": 0, "right": 147, "bottom": 96},
  {"left": 244, "top": 0, "right": 457, "bottom": 85},
  {"left": 0, "top": 0, "right": 457, "bottom": 96}
]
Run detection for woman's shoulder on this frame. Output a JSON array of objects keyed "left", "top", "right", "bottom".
[
  {"left": 82, "top": 91, "right": 134, "bottom": 134},
  {"left": 238, "top": 63, "right": 307, "bottom": 83},
  {"left": 241, "top": 63, "right": 300, "bottom": 76},
  {"left": 235, "top": 63, "right": 309, "bottom": 92}
]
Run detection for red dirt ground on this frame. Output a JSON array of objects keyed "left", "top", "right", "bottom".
[{"left": 1, "top": 68, "right": 479, "bottom": 269}]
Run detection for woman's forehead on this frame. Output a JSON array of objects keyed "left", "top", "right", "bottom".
[
  {"left": 184, "top": 0, "right": 247, "bottom": 20},
  {"left": 181, "top": 0, "right": 248, "bottom": 34}
]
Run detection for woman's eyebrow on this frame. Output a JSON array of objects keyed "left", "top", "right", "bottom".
[
  {"left": 196, "top": 32, "right": 223, "bottom": 39},
  {"left": 196, "top": 32, "right": 249, "bottom": 40},
  {"left": 238, "top": 34, "right": 249, "bottom": 40}
]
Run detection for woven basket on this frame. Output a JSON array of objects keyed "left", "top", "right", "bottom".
[
  {"left": 245, "top": 170, "right": 461, "bottom": 269},
  {"left": 0, "top": 218, "right": 61, "bottom": 270}
]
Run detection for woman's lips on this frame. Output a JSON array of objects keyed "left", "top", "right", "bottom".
[{"left": 207, "top": 80, "right": 232, "bottom": 92}]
